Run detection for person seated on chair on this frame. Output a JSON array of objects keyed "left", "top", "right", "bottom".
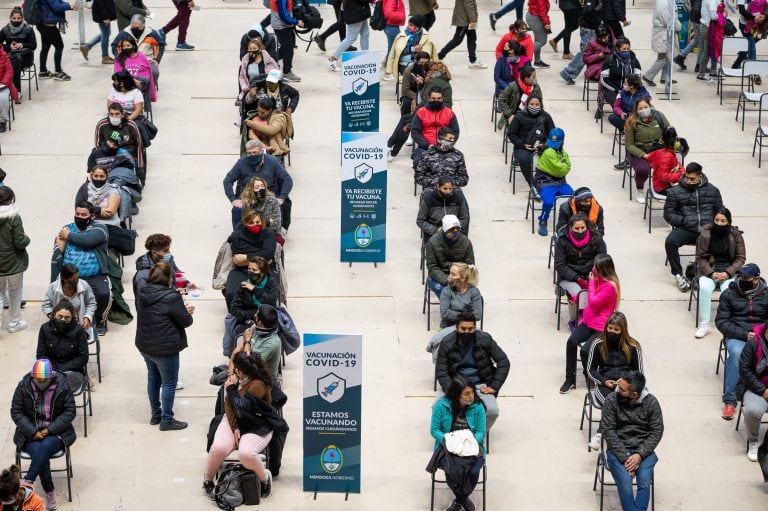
[
  {"left": 203, "top": 351, "right": 275, "bottom": 501},
  {"left": 425, "top": 215, "right": 475, "bottom": 298},
  {"left": 417, "top": 176, "right": 470, "bottom": 238},
  {"left": 607, "top": 75, "right": 651, "bottom": 164},
  {"left": 133, "top": 233, "right": 199, "bottom": 296},
  {"left": 240, "top": 176, "right": 283, "bottom": 234},
  {"left": 239, "top": 23, "right": 278, "bottom": 61},
  {"left": 10, "top": 359, "right": 76, "bottom": 511},
  {"left": 693, "top": 206, "right": 745, "bottom": 339},
  {"left": 738, "top": 319, "right": 768, "bottom": 462},
  {"left": 411, "top": 87, "right": 460, "bottom": 170},
  {"left": 647, "top": 127, "right": 685, "bottom": 195},
  {"left": 663, "top": 162, "right": 723, "bottom": 292},
  {"left": 429, "top": 375, "right": 486, "bottom": 511},
  {"left": 108, "top": 70, "right": 144, "bottom": 121},
  {"left": 239, "top": 38, "right": 279, "bottom": 102},
  {"left": 506, "top": 95, "right": 555, "bottom": 189},
  {"left": 440, "top": 263, "right": 482, "bottom": 328},
  {"left": 534, "top": 127, "right": 572, "bottom": 237},
  {"left": 111, "top": 15, "right": 165, "bottom": 82},
  {"left": 86, "top": 138, "right": 133, "bottom": 174},
  {"left": 582, "top": 25, "right": 612, "bottom": 83},
  {"left": 715, "top": 263, "right": 768, "bottom": 420},
  {"left": 494, "top": 39, "right": 530, "bottom": 97},
  {"left": 0, "top": 463, "right": 46, "bottom": 511},
  {"left": 497, "top": 65, "right": 542, "bottom": 129},
  {"left": 435, "top": 311, "right": 510, "bottom": 430},
  {"left": 36, "top": 300, "right": 89, "bottom": 375},
  {"left": 397, "top": 51, "right": 430, "bottom": 116},
  {"left": 584, "top": 311, "right": 643, "bottom": 450},
  {"left": 624, "top": 98, "right": 670, "bottom": 203},
  {"left": 414, "top": 127, "right": 468, "bottom": 190},
  {"left": 601, "top": 371, "right": 664, "bottom": 511},
  {"left": 494, "top": 20, "right": 535, "bottom": 61},
  {"left": 225, "top": 210, "right": 277, "bottom": 310},
  {"left": 0, "top": 7, "right": 37, "bottom": 95},
  {"left": 242, "top": 70, "right": 300, "bottom": 117},
  {"left": 94, "top": 102, "right": 145, "bottom": 175},
  {"left": 230, "top": 256, "right": 280, "bottom": 330},
  {"left": 599, "top": 36, "right": 642, "bottom": 107},
  {"left": 42, "top": 264, "right": 96, "bottom": 333},
  {"left": 560, "top": 253, "right": 619, "bottom": 394},
  {"left": 113, "top": 34, "right": 156, "bottom": 103},
  {"left": 386, "top": 16, "right": 437, "bottom": 79},
  {"left": 556, "top": 187, "right": 605, "bottom": 236},
  {"left": 74, "top": 166, "right": 121, "bottom": 227},
  {"left": 229, "top": 304, "right": 282, "bottom": 380},
  {"left": 244, "top": 97, "right": 291, "bottom": 158}
]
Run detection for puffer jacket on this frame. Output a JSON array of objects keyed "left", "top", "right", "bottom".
[
  {"left": 601, "top": 0, "right": 626, "bottom": 22},
  {"left": 451, "top": 0, "right": 477, "bottom": 26},
  {"left": 39, "top": 0, "right": 72, "bottom": 24},
  {"left": 613, "top": 87, "right": 652, "bottom": 118},
  {"left": 647, "top": 147, "right": 684, "bottom": 193},
  {"left": 0, "top": 22, "right": 37, "bottom": 63},
  {"left": 416, "top": 188, "right": 470, "bottom": 237},
  {"left": 507, "top": 109, "right": 555, "bottom": 148},
  {"left": 135, "top": 283, "right": 193, "bottom": 356},
  {"left": 415, "top": 146, "right": 468, "bottom": 188},
  {"left": 229, "top": 225, "right": 277, "bottom": 262},
  {"left": 738, "top": 323, "right": 768, "bottom": 397},
  {"left": 601, "top": 389, "right": 664, "bottom": 462},
  {"left": 426, "top": 229, "right": 475, "bottom": 285},
  {"left": 662, "top": 174, "right": 723, "bottom": 233},
  {"left": 624, "top": 110, "right": 669, "bottom": 158},
  {"left": 695, "top": 224, "right": 746, "bottom": 278},
  {"left": 0, "top": 480, "right": 45, "bottom": 511},
  {"left": 0, "top": 204, "right": 30, "bottom": 276},
  {"left": 557, "top": 198, "right": 605, "bottom": 235},
  {"left": 230, "top": 273, "right": 280, "bottom": 322},
  {"left": 583, "top": 38, "right": 612, "bottom": 81},
  {"left": 11, "top": 371, "right": 76, "bottom": 449},
  {"left": 383, "top": 0, "right": 406, "bottom": 25},
  {"left": 498, "top": 80, "right": 543, "bottom": 120},
  {"left": 586, "top": 339, "right": 643, "bottom": 392},
  {"left": 527, "top": 0, "right": 551, "bottom": 25},
  {"left": 716, "top": 279, "right": 768, "bottom": 341},
  {"left": 36, "top": 321, "right": 89, "bottom": 373},
  {"left": 435, "top": 330, "right": 510, "bottom": 393},
  {"left": 600, "top": 51, "right": 643, "bottom": 95},
  {"left": 554, "top": 227, "right": 607, "bottom": 283},
  {"left": 411, "top": 104, "right": 460, "bottom": 149}
]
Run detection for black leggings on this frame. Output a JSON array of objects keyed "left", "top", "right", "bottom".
[
  {"left": 274, "top": 27, "right": 295, "bottom": 74},
  {"left": 553, "top": 8, "right": 580, "bottom": 54},
  {"left": 438, "top": 27, "right": 477, "bottom": 63},
  {"left": 9, "top": 54, "right": 33, "bottom": 91},
  {"left": 565, "top": 323, "right": 599, "bottom": 378},
  {"left": 37, "top": 24, "right": 63, "bottom": 73},
  {"left": 319, "top": 3, "right": 347, "bottom": 41}
]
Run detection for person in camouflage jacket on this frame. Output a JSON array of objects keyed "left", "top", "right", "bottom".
[{"left": 414, "top": 127, "right": 468, "bottom": 190}]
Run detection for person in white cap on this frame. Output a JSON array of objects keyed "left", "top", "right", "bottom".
[{"left": 425, "top": 214, "right": 475, "bottom": 297}]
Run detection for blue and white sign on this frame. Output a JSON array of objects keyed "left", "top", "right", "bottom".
[
  {"left": 303, "top": 333, "right": 362, "bottom": 494},
  {"left": 340, "top": 131, "right": 387, "bottom": 263},
  {"left": 341, "top": 50, "right": 381, "bottom": 132}
]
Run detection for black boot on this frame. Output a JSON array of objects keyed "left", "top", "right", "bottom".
[{"left": 559, "top": 376, "right": 576, "bottom": 394}]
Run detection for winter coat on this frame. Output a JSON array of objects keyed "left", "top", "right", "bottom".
[
  {"left": 495, "top": 32, "right": 534, "bottom": 60},
  {"left": 42, "top": 277, "right": 97, "bottom": 324},
  {"left": 383, "top": 0, "right": 406, "bottom": 25},
  {"left": 507, "top": 110, "right": 555, "bottom": 148},
  {"left": 409, "top": 0, "right": 438, "bottom": 17},
  {"left": 688, "top": 0, "right": 702, "bottom": 23},
  {"left": 11, "top": 371, "right": 76, "bottom": 449},
  {"left": 650, "top": 0, "right": 681, "bottom": 53},
  {"left": 112, "top": 27, "right": 166, "bottom": 63},
  {"left": 59, "top": 221, "right": 110, "bottom": 277},
  {"left": 224, "top": 378, "right": 272, "bottom": 431},
  {"left": 223, "top": 155, "right": 293, "bottom": 201},
  {"left": 242, "top": 81, "right": 300, "bottom": 114},
  {"left": 36, "top": 321, "right": 89, "bottom": 374},
  {"left": 431, "top": 398, "right": 486, "bottom": 451},
  {"left": 135, "top": 283, "right": 193, "bottom": 357},
  {"left": 115, "top": 0, "right": 149, "bottom": 31},
  {"left": 0, "top": 481, "right": 45, "bottom": 511},
  {"left": 534, "top": 147, "right": 571, "bottom": 189},
  {"left": 417, "top": 188, "right": 470, "bottom": 237},
  {"left": 114, "top": 51, "right": 156, "bottom": 102},
  {"left": 439, "top": 285, "right": 483, "bottom": 328},
  {"left": 415, "top": 146, "right": 468, "bottom": 188},
  {"left": 647, "top": 147, "right": 684, "bottom": 193},
  {"left": 386, "top": 29, "right": 437, "bottom": 75},
  {"left": 586, "top": 338, "right": 643, "bottom": 405},
  {"left": 239, "top": 52, "right": 280, "bottom": 94},
  {"left": 624, "top": 109, "right": 669, "bottom": 158},
  {"left": 494, "top": 55, "right": 528, "bottom": 95},
  {"left": 557, "top": 198, "right": 605, "bottom": 236},
  {"left": 583, "top": 39, "right": 612, "bottom": 81},
  {"left": 426, "top": 230, "right": 475, "bottom": 285},
  {"left": 244, "top": 111, "right": 292, "bottom": 156},
  {"left": 527, "top": 0, "right": 552, "bottom": 25},
  {"left": 230, "top": 273, "right": 280, "bottom": 322},
  {"left": 39, "top": 0, "right": 72, "bottom": 25},
  {"left": 0, "top": 47, "right": 19, "bottom": 101},
  {"left": 600, "top": 51, "right": 643, "bottom": 94},
  {"left": 581, "top": 276, "right": 618, "bottom": 331},
  {"left": 94, "top": 117, "right": 144, "bottom": 169},
  {"left": 662, "top": 174, "right": 723, "bottom": 233},
  {"left": 91, "top": 0, "right": 117, "bottom": 23},
  {"left": 715, "top": 279, "right": 768, "bottom": 341},
  {"left": 228, "top": 225, "right": 277, "bottom": 262},
  {"left": 554, "top": 228, "right": 607, "bottom": 283},
  {"left": 601, "top": 0, "right": 626, "bottom": 21},
  {"left": 0, "top": 204, "right": 30, "bottom": 276},
  {"left": 601, "top": 389, "right": 664, "bottom": 462},
  {"left": 435, "top": 330, "right": 510, "bottom": 392},
  {"left": 0, "top": 22, "right": 37, "bottom": 64},
  {"left": 497, "top": 80, "right": 543, "bottom": 120},
  {"left": 239, "top": 27, "right": 279, "bottom": 61},
  {"left": 412, "top": 105, "right": 460, "bottom": 149},
  {"left": 738, "top": 324, "right": 768, "bottom": 397},
  {"left": 342, "top": 0, "right": 371, "bottom": 24},
  {"left": 612, "top": 87, "right": 652, "bottom": 119},
  {"left": 695, "top": 224, "right": 746, "bottom": 278},
  {"left": 451, "top": 0, "right": 478, "bottom": 26}
]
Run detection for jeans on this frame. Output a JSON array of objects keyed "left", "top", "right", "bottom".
[
  {"left": 553, "top": 8, "right": 580, "bottom": 54},
  {"left": 606, "top": 450, "right": 658, "bottom": 511},
  {"left": 231, "top": 205, "right": 243, "bottom": 230},
  {"left": 141, "top": 352, "right": 180, "bottom": 423},
  {"left": 23, "top": 436, "right": 65, "bottom": 492},
  {"left": 87, "top": 21, "right": 111, "bottom": 57},
  {"left": 383, "top": 24, "right": 400, "bottom": 61},
  {"left": 734, "top": 24, "right": 757, "bottom": 68},
  {"left": 427, "top": 277, "right": 445, "bottom": 297},
  {"left": 82, "top": 274, "right": 111, "bottom": 325},
  {"left": 162, "top": 0, "right": 192, "bottom": 44},
  {"left": 743, "top": 390, "right": 768, "bottom": 442},
  {"left": 275, "top": 27, "right": 296, "bottom": 73},
  {"left": 435, "top": 383, "right": 500, "bottom": 430},
  {"left": 526, "top": 12, "right": 546, "bottom": 61},
  {"left": 332, "top": 20, "right": 370, "bottom": 59},
  {"left": 697, "top": 276, "right": 734, "bottom": 324},
  {"left": 561, "top": 27, "right": 595, "bottom": 80},
  {"left": 494, "top": 0, "right": 525, "bottom": 21},
  {"left": 663, "top": 228, "right": 699, "bottom": 276},
  {"left": 681, "top": 22, "right": 700, "bottom": 57},
  {"left": 319, "top": 2, "right": 346, "bottom": 41},
  {"left": 438, "top": 26, "right": 477, "bottom": 63},
  {"left": 565, "top": 323, "right": 598, "bottom": 378},
  {"left": 644, "top": 52, "right": 671, "bottom": 83},
  {"left": 696, "top": 23, "right": 710, "bottom": 76},
  {"left": 9, "top": 53, "right": 33, "bottom": 91},
  {"left": 537, "top": 183, "right": 573, "bottom": 223},
  {"left": 723, "top": 338, "right": 746, "bottom": 404},
  {"left": 0, "top": 272, "right": 24, "bottom": 325},
  {"left": 37, "top": 24, "right": 64, "bottom": 73}
]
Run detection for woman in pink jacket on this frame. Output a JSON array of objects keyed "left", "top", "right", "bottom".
[
  {"left": 582, "top": 25, "right": 612, "bottom": 81},
  {"left": 238, "top": 38, "right": 279, "bottom": 101},
  {"left": 560, "top": 253, "right": 620, "bottom": 394},
  {"left": 114, "top": 37, "right": 156, "bottom": 102}
]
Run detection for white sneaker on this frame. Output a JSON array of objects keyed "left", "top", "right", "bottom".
[
  {"left": 176, "top": 381, "right": 185, "bottom": 390},
  {"left": 8, "top": 320, "right": 28, "bottom": 333},
  {"left": 468, "top": 60, "right": 488, "bottom": 69},
  {"left": 748, "top": 440, "right": 759, "bottom": 462},
  {"left": 634, "top": 189, "right": 645, "bottom": 204},
  {"left": 694, "top": 322, "right": 712, "bottom": 339},
  {"left": 382, "top": 72, "right": 394, "bottom": 81},
  {"left": 386, "top": 148, "right": 394, "bottom": 162},
  {"left": 328, "top": 58, "right": 340, "bottom": 72},
  {"left": 405, "top": 135, "right": 413, "bottom": 146},
  {"left": 588, "top": 432, "right": 602, "bottom": 451},
  {"left": 674, "top": 274, "right": 691, "bottom": 292}
]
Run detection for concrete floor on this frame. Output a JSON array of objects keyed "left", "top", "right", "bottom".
[{"left": 0, "top": 0, "right": 767, "bottom": 508}]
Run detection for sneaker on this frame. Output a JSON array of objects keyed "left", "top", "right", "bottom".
[
  {"left": 468, "top": 60, "right": 487, "bottom": 69},
  {"left": 538, "top": 220, "right": 548, "bottom": 237},
  {"left": 559, "top": 378, "right": 576, "bottom": 394},
  {"left": 44, "top": 490, "right": 57, "bottom": 511},
  {"left": 634, "top": 190, "right": 645, "bottom": 204},
  {"left": 446, "top": 500, "right": 463, "bottom": 511},
  {"left": 80, "top": 43, "right": 89, "bottom": 60},
  {"left": 613, "top": 160, "right": 628, "bottom": 170},
  {"left": 642, "top": 76, "right": 656, "bottom": 87},
  {"left": 97, "top": 321, "right": 107, "bottom": 336},
  {"left": 405, "top": 135, "right": 413, "bottom": 146},
  {"left": 532, "top": 189, "right": 541, "bottom": 201},
  {"left": 176, "top": 381, "right": 185, "bottom": 390},
  {"left": 748, "top": 440, "right": 759, "bottom": 461},
  {"left": 176, "top": 43, "right": 195, "bottom": 51},
  {"left": 562, "top": 52, "right": 574, "bottom": 60},
  {"left": 39, "top": 70, "right": 53, "bottom": 79},
  {"left": 694, "top": 322, "right": 712, "bottom": 339},
  {"left": 20, "top": 300, "right": 26, "bottom": 308},
  {"left": 159, "top": 419, "right": 188, "bottom": 431},
  {"left": 101, "top": 56, "right": 114, "bottom": 64},
  {"left": 722, "top": 403, "right": 736, "bottom": 420},
  {"left": 696, "top": 74, "right": 713, "bottom": 82},
  {"left": 673, "top": 274, "right": 691, "bottom": 292},
  {"left": 53, "top": 72, "right": 71, "bottom": 81},
  {"left": 488, "top": 12, "right": 497, "bottom": 31},
  {"left": 328, "top": 58, "right": 340, "bottom": 72},
  {"left": 149, "top": 415, "right": 161, "bottom": 425},
  {"left": 659, "top": 78, "right": 677, "bottom": 84},
  {"left": 754, "top": 75, "right": 763, "bottom": 85},
  {"left": 348, "top": 45, "right": 358, "bottom": 51},
  {"left": 0, "top": 122, "right": 6, "bottom": 133},
  {"left": 387, "top": 148, "right": 394, "bottom": 162},
  {"left": 548, "top": 39, "right": 557, "bottom": 52},
  {"left": 8, "top": 320, "right": 28, "bottom": 333},
  {"left": 588, "top": 432, "right": 602, "bottom": 451},
  {"left": 203, "top": 479, "right": 215, "bottom": 500},
  {"left": 382, "top": 72, "right": 394, "bottom": 81},
  {"left": 283, "top": 72, "right": 301, "bottom": 82},
  {"left": 673, "top": 54, "right": 687, "bottom": 70},
  {"left": 260, "top": 469, "right": 273, "bottom": 498},
  {"left": 533, "top": 60, "right": 550, "bottom": 68},
  {"left": 313, "top": 35, "right": 326, "bottom": 52},
  {"left": 564, "top": 78, "right": 575, "bottom": 85},
  {"left": 462, "top": 497, "right": 476, "bottom": 511}
]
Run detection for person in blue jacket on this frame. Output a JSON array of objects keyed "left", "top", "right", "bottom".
[{"left": 37, "top": 0, "right": 80, "bottom": 80}]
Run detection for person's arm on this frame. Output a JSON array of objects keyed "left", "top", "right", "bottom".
[
  {"left": 430, "top": 401, "right": 448, "bottom": 446},
  {"left": 585, "top": 339, "right": 607, "bottom": 386},
  {"left": 740, "top": 341, "right": 767, "bottom": 396},
  {"left": 167, "top": 293, "right": 194, "bottom": 329},
  {"left": 11, "top": 216, "right": 30, "bottom": 250},
  {"left": 556, "top": 202, "right": 570, "bottom": 234},
  {"left": 486, "top": 336, "right": 510, "bottom": 391},
  {"left": 624, "top": 122, "right": 647, "bottom": 158},
  {"left": 425, "top": 240, "right": 448, "bottom": 284},
  {"left": 724, "top": 230, "right": 747, "bottom": 277},
  {"left": 582, "top": 43, "right": 600, "bottom": 65},
  {"left": 47, "top": 0, "right": 73, "bottom": 14},
  {"left": 600, "top": 58, "right": 617, "bottom": 92},
  {"left": 457, "top": 194, "right": 470, "bottom": 232},
  {"left": 435, "top": 340, "right": 452, "bottom": 393},
  {"left": 23, "top": 27, "right": 37, "bottom": 51},
  {"left": 98, "top": 191, "right": 120, "bottom": 219},
  {"left": 494, "top": 58, "right": 508, "bottom": 92},
  {"left": 600, "top": 396, "right": 631, "bottom": 461},
  {"left": 507, "top": 116, "right": 524, "bottom": 146},
  {"left": 46, "top": 386, "right": 77, "bottom": 436},
  {"left": 439, "top": 287, "right": 458, "bottom": 323},
  {"left": 464, "top": 239, "right": 475, "bottom": 265},
  {"left": 82, "top": 282, "right": 97, "bottom": 323},
  {"left": 662, "top": 189, "right": 686, "bottom": 228},
  {"left": 36, "top": 328, "right": 48, "bottom": 360},
  {"left": 42, "top": 285, "right": 55, "bottom": 318},
  {"left": 414, "top": 153, "right": 430, "bottom": 187},
  {"left": 695, "top": 233, "right": 715, "bottom": 277},
  {"left": 230, "top": 288, "right": 258, "bottom": 322},
  {"left": 276, "top": 0, "right": 300, "bottom": 25},
  {"left": 10, "top": 386, "right": 38, "bottom": 440},
  {"left": 256, "top": 274, "right": 280, "bottom": 307},
  {"left": 284, "top": 83, "right": 300, "bottom": 112},
  {"left": 410, "top": 112, "right": 429, "bottom": 149},
  {"left": 596, "top": 206, "right": 605, "bottom": 236},
  {"left": 416, "top": 199, "right": 437, "bottom": 236},
  {"left": 448, "top": 114, "right": 460, "bottom": 141},
  {"left": 266, "top": 198, "right": 283, "bottom": 232},
  {"left": 470, "top": 287, "right": 483, "bottom": 322},
  {"left": 57, "top": 328, "right": 90, "bottom": 372},
  {"left": 470, "top": 402, "right": 487, "bottom": 447},
  {"left": 274, "top": 163, "right": 294, "bottom": 199},
  {"left": 554, "top": 239, "right": 579, "bottom": 282},
  {"left": 612, "top": 95, "right": 625, "bottom": 116},
  {"left": 66, "top": 225, "right": 108, "bottom": 248},
  {"left": 498, "top": 84, "right": 518, "bottom": 120},
  {"left": 537, "top": 148, "right": 571, "bottom": 178},
  {"left": 634, "top": 396, "right": 664, "bottom": 459},
  {"left": 246, "top": 232, "right": 277, "bottom": 260},
  {"left": 715, "top": 292, "right": 753, "bottom": 340},
  {"left": 223, "top": 163, "right": 241, "bottom": 202}
]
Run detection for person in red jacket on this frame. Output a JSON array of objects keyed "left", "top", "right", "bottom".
[
  {"left": 647, "top": 127, "right": 685, "bottom": 195},
  {"left": 382, "top": 0, "right": 406, "bottom": 69},
  {"left": 495, "top": 20, "right": 534, "bottom": 60},
  {"left": 0, "top": 46, "right": 19, "bottom": 133},
  {"left": 410, "top": 86, "right": 460, "bottom": 168},
  {"left": 525, "top": 0, "right": 551, "bottom": 67}
]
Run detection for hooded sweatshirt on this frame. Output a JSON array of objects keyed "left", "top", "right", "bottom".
[{"left": 0, "top": 204, "right": 29, "bottom": 276}]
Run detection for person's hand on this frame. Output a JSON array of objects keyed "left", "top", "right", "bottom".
[
  {"left": 588, "top": 271, "right": 595, "bottom": 280},
  {"left": 432, "top": 2, "right": 439, "bottom": 9},
  {"left": 286, "top": 107, "right": 293, "bottom": 114},
  {"left": 70, "top": 2, "right": 81, "bottom": 10},
  {"left": 145, "top": 8, "right": 151, "bottom": 15},
  {"left": 58, "top": 226, "right": 70, "bottom": 240},
  {"left": 188, "top": 0, "right": 195, "bottom": 8},
  {"left": 748, "top": 332, "right": 756, "bottom": 341},
  {"left": 103, "top": 19, "right": 110, "bottom": 24},
  {"left": 82, "top": 317, "right": 91, "bottom": 328},
  {"left": 234, "top": 428, "right": 241, "bottom": 447},
  {"left": 276, "top": 197, "right": 285, "bottom": 205},
  {"left": 468, "top": 22, "right": 477, "bottom": 29},
  {"left": 243, "top": 325, "right": 255, "bottom": 343},
  {"left": 478, "top": 386, "right": 496, "bottom": 394},
  {"left": 624, "top": 453, "right": 642, "bottom": 473},
  {"left": 577, "top": 278, "right": 588, "bottom": 289},
  {"left": 524, "top": 144, "right": 535, "bottom": 151},
  {"left": 544, "top": 24, "right": 551, "bottom": 33},
  {"left": 623, "top": 19, "right": 631, "bottom": 26},
  {"left": 32, "top": 432, "right": 44, "bottom": 441},
  {"left": 605, "top": 380, "right": 616, "bottom": 389},
  {"left": 233, "top": 254, "right": 248, "bottom": 265},
  {"left": 414, "top": 44, "right": 423, "bottom": 52},
  {"left": 241, "top": 280, "right": 255, "bottom": 291},
  {"left": 621, "top": 113, "right": 627, "bottom": 120},
  {"left": 762, "top": 388, "right": 768, "bottom": 400},
  {"left": 40, "top": 428, "right": 49, "bottom": 438},
  {"left": 232, "top": 199, "right": 243, "bottom": 208},
  {"left": 414, "top": 75, "right": 424, "bottom": 85},
  {"left": 186, "top": 304, "right": 195, "bottom": 314},
  {"left": 410, "top": 99, "right": 416, "bottom": 113}
]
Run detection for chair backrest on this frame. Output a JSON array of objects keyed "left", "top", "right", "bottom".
[
  {"left": 722, "top": 37, "right": 750, "bottom": 56},
  {"left": 647, "top": 168, "right": 668, "bottom": 200},
  {"left": 759, "top": 93, "right": 768, "bottom": 124},
  {"left": 551, "top": 194, "right": 573, "bottom": 231},
  {"left": 744, "top": 60, "right": 768, "bottom": 78}
]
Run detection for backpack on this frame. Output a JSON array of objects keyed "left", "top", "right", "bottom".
[
  {"left": 276, "top": 305, "right": 300, "bottom": 355},
  {"left": 22, "top": 0, "right": 42, "bottom": 26},
  {"left": 293, "top": 0, "right": 324, "bottom": 29},
  {"left": 724, "top": 18, "right": 738, "bottom": 36},
  {"left": 214, "top": 463, "right": 261, "bottom": 510},
  {"left": 370, "top": 0, "right": 386, "bottom": 31}
]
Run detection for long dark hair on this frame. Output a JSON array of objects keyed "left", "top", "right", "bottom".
[
  {"left": 446, "top": 375, "right": 474, "bottom": 417},
  {"left": 233, "top": 351, "right": 273, "bottom": 388},
  {"left": 599, "top": 312, "right": 640, "bottom": 363},
  {"left": 117, "top": 37, "right": 137, "bottom": 69}
]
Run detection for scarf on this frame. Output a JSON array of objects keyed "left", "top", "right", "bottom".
[
  {"left": 249, "top": 275, "right": 269, "bottom": 307},
  {"left": 31, "top": 380, "right": 58, "bottom": 429},
  {"left": 8, "top": 20, "right": 26, "bottom": 35},
  {"left": 570, "top": 198, "right": 601, "bottom": 227},
  {"left": 87, "top": 181, "right": 111, "bottom": 206},
  {"left": 267, "top": 87, "right": 284, "bottom": 110},
  {"left": 405, "top": 28, "right": 423, "bottom": 50},
  {"left": 517, "top": 76, "right": 533, "bottom": 96},
  {"left": 568, "top": 230, "right": 591, "bottom": 249}
]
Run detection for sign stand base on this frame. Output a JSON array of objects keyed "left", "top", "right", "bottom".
[
  {"left": 313, "top": 491, "right": 350, "bottom": 501},
  {"left": 348, "top": 262, "right": 378, "bottom": 268}
]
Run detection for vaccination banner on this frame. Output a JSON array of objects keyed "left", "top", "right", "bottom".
[
  {"left": 341, "top": 50, "right": 381, "bottom": 132},
  {"left": 303, "top": 333, "right": 362, "bottom": 494},
  {"left": 340, "top": 132, "right": 387, "bottom": 263}
]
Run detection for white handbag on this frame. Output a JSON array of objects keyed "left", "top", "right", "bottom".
[{"left": 444, "top": 429, "right": 480, "bottom": 457}]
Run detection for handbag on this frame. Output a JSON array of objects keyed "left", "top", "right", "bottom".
[
  {"left": 370, "top": 0, "right": 386, "bottom": 31},
  {"left": 443, "top": 429, "right": 480, "bottom": 457},
  {"left": 725, "top": 18, "right": 738, "bottom": 36}
]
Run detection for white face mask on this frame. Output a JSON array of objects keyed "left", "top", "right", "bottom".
[{"left": 109, "top": 116, "right": 122, "bottom": 127}]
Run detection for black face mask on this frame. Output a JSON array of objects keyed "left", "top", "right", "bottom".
[
  {"left": 711, "top": 224, "right": 729, "bottom": 235},
  {"left": 605, "top": 332, "right": 620, "bottom": 344},
  {"left": 247, "top": 271, "right": 262, "bottom": 282},
  {"left": 572, "top": 230, "right": 587, "bottom": 240},
  {"left": 426, "top": 100, "right": 443, "bottom": 111},
  {"left": 617, "top": 394, "right": 633, "bottom": 404},
  {"left": 91, "top": 179, "right": 107, "bottom": 188},
  {"left": 577, "top": 202, "right": 592, "bottom": 213},
  {"left": 255, "top": 189, "right": 267, "bottom": 201},
  {"left": 438, "top": 189, "right": 452, "bottom": 199},
  {"left": 121, "top": 46, "right": 136, "bottom": 56},
  {"left": 102, "top": 143, "right": 117, "bottom": 155},
  {"left": 130, "top": 28, "right": 142, "bottom": 38},
  {"left": 10, "top": 20, "right": 22, "bottom": 27},
  {"left": 74, "top": 217, "right": 91, "bottom": 231},
  {"left": 457, "top": 331, "right": 476, "bottom": 344},
  {"left": 53, "top": 318, "right": 71, "bottom": 332},
  {"left": 739, "top": 279, "right": 756, "bottom": 293}
]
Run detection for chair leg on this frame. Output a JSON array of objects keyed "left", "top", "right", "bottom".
[{"left": 430, "top": 472, "right": 436, "bottom": 511}]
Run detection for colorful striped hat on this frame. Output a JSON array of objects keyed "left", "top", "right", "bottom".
[{"left": 31, "top": 359, "right": 53, "bottom": 379}]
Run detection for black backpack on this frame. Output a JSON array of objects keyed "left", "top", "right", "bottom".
[
  {"left": 370, "top": 0, "right": 386, "bottom": 30},
  {"left": 22, "top": 0, "right": 42, "bottom": 26},
  {"left": 213, "top": 463, "right": 261, "bottom": 510},
  {"left": 293, "top": 0, "right": 324, "bottom": 29}
]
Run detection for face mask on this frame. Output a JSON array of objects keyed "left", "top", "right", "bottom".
[
  {"left": 250, "top": 51, "right": 260, "bottom": 58},
  {"left": 109, "top": 116, "right": 122, "bottom": 127},
  {"left": 457, "top": 331, "right": 476, "bottom": 344},
  {"left": 459, "top": 396, "right": 474, "bottom": 407},
  {"left": 426, "top": 100, "right": 443, "bottom": 111},
  {"left": 507, "top": 55, "right": 520, "bottom": 63},
  {"left": 572, "top": 230, "right": 587, "bottom": 240},
  {"left": 91, "top": 179, "right": 107, "bottom": 188},
  {"left": 605, "top": 332, "right": 620, "bottom": 344},
  {"left": 33, "top": 380, "right": 52, "bottom": 391},
  {"left": 638, "top": 107, "right": 652, "bottom": 120},
  {"left": 444, "top": 229, "right": 459, "bottom": 240},
  {"left": 267, "top": 83, "right": 278, "bottom": 93},
  {"left": 516, "top": 31, "right": 527, "bottom": 38},
  {"left": 257, "top": 111, "right": 270, "bottom": 120},
  {"left": 437, "top": 138, "right": 454, "bottom": 150},
  {"left": 247, "top": 271, "right": 261, "bottom": 281},
  {"left": 527, "top": 105, "right": 541, "bottom": 115},
  {"left": 130, "top": 28, "right": 142, "bottom": 38},
  {"left": 711, "top": 223, "right": 729, "bottom": 235},
  {"left": 255, "top": 189, "right": 267, "bottom": 200},
  {"left": 122, "top": 46, "right": 136, "bottom": 55},
  {"left": 438, "top": 189, "right": 452, "bottom": 198},
  {"left": 247, "top": 154, "right": 263, "bottom": 166},
  {"left": 739, "top": 279, "right": 755, "bottom": 293},
  {"left": 161, "top": 253, "right": 173, "bottom": 263},
  {"left": 617, "top": 392, "right": 633, "bottom": 405},
  {"left": 246, "top": 223, "right": 263, "bottom": 235},
  {"left": 74, "top": 217, "right": 90, "bottom": 230},
  {"left": 10, "top": 20, "right": 22, "bottom": 27},
  {"left": 53, "top": 318, "right": 71, "bottom": 332},
  {"left": 577, "top": 202, "right": 592, "bottom": 212},
  {"left": 617, "top": 50, "right": 631, "bottom": 59},
  {"left": 102, "top": 143, "right": 117, "bottom": 155}
]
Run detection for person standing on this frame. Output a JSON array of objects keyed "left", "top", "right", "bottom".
[
  {"left": 548, "top": 0, "right": 581, "bottom": 59},
  {"left": 115, "top": 0, "right": 150, "bottom": 31},
  {"left": 328, "top": 0, "right": 372, "bottom": 71},
  {"left": 526, "top": 0, "right": 552, "bottom": 67},
  {"left": 0, "top": 187, "right": 29, "bottom": 334},
  {"left": 436, "top": 0, "right": 484, "bottom": 68},
  {"left": 558, "top": 0, "right": 602, "bottom": 83},
  {"left": 271, "top": 0, "right": 304, "bottom": 81},
  {"left": 37, "top": 0, "right": 80, "bottom": 80},
  {"left": 408, "top": 0, "right": 439, "bottom": 31},
  {"left": 601, "top": 0, "right": 629, "bottom": 38},
  {"left": 382, "top": 0, "right": 407, "bottom": 71},
  {"left": 314, "top": 0, "right": 350, "bottom": 52},
  {"left": 694, "top": 0, "right": 718, "bottom": 82},
  {"left": 674, "top": 0, "right": 702, "bottom": 70},
  {"left": 159, "top": 0, "right": 196, "bottom": 51},
  {"left": 80, "top": 0, "right": 117, "bottom": 63},
  {"left": 642, "top": 0, "right": 680, "bottom": 88}
]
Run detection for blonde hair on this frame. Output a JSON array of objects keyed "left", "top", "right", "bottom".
[
  {"left": 240, "top": 177, "right": 274, "bottom": 210},
  {"left": 452, "top": 262, "right": 478, "bottom": 286}
]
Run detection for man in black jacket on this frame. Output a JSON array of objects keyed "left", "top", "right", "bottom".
[
  {"left": 738, "top": 320, "right": 768, "bottom": 461},
  {"left": 601, "top": 371, "right": 663, "bottom": 511},
  {"left": 662, "top": 162, "right": 723, "bottom": 292},
  {"left": 435, "top": 311, "right": 510, "bottom": 429}
]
